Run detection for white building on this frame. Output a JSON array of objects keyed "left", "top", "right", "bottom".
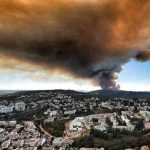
[
  {"left": 0, "top": 121, "right": 16, "bottom": 127},
  {"left": 15, "top": 102, "right": 25, "bottom": 111},
  {"left": 144, "top": 122, "right": 150, "bottom": 129},
  {"left": 69, "top": 117, "right": 84, "bottom": 131},
  {"left": 0, "top": 105, "right": 13, "bottom": 114},
  {"left": 64, "top": 110, "right": 76, "bottom": 115},
  {"left": 52, "top": 137, "right": 63, "bottom": 147},
  {"left": 145, "top": 115, "right": 150, "bottom": 122},
  {"left": 49, "top": 110, "right": 58, "bottom": 117},
  {"left": 113, "top": 125, "right": 134, "bottom": 131},
  {"left": 101, "top": 102, "right": 108, "bottom": 108},
  {"left": 140, "top": 111, "right": 150, "bottom": 117},
  {"left": 94, "top": 124, "right": 107, "bottom": 132}
]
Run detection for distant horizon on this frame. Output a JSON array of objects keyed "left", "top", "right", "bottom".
[
  {"left": 0, "top": 60, "right": 150, "bottom": 92},
  {"left": 1, "top": 89, "right": 150, "bottom": 93}
]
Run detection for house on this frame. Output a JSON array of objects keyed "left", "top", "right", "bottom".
[
  {"left": 94, "top": 122, "right": 108, "bottom": 132},
  {"left": 144, "top": 122, "right": 150, "bottom": 129},
  {"left": 0, "top": 121, "right": 16, "bottom": 127},
  {"left": 144, "top": 114, "right": 150, "bottom": 122},
  {"left": 80, "top": 148, "right": 101, "bottom": 150},
  {"left": 42, "top": 147, "right": 53, "bottom": 150},
  {"left": 52, "top": 137, "right": 63, "bottom": 147},
  {"left": 140, "top": 146, "right": 150, "bottom": 150},
  {"left": 1, "top": 140, "right": 11, "bottom": 149},
  {"left": 113, "top": 125, "right": 134, "bottom": 131},
  {"left": 0, "top": 105, "right": 13, "bottom": 114},
  {"left": 44, "top": 117, "right": 55, "bottom": 123},
  {"left": 64, "top": 110, "right": 76, "bottom": 115},
  {"left": 69, "top": 117, "right": 84, "bottom": 132},
  {"left": 0, "top": 128, "right": 4, "bottom": 133},
  {"left": 63, "top": 139, "right": 74, "bottom": 147},
  {"left": 24, "top": 138, "right": 38, "bottom": 147},
  {"left": 15, "top": 102, "right": 25, "bottom": 111},
  {"left": 49, "top": 111, "right": 58, "bottom": 117}
]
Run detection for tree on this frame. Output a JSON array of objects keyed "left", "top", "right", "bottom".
[
  {"left": 72, "top": 135, "right": 94, "bottom": 148},
  {"left": 106, "top": 117, "right": 113, "bottom": 127}
]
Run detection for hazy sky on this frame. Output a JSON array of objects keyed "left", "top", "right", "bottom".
[
  {"left": 0, "top": 0, "right": 150, "bottom": 91},
  {"left": 0, "top": 59, "right": 149, "bottom": 91}
]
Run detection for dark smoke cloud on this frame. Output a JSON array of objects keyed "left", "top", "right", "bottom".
[
  {"left": 136, "top": 49, "right": 150, "bottom": 61},
  {"left": 0, "top": 0, "right": 150, "bottom": 89}
]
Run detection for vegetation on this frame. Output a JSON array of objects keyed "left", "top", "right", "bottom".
[
  {"left": 73, "top": 129, "right": 150, "bottom": 149},
  {"left": 106, "top": 117, "right": 113, "bottom": 127},
  {"left": 72, "top": 135, "right": 94, "bottom": 148},
  {"left": 90, "top": 129, "right": 122, "bottom": 140},
  {"left": 116, "top": 115, "right": 126, "bottom": 126},
  {"left": 130, "top": 118, "right": 144, "bottom": 130},
  {"left": 44, "top": 119, "right": 69, "bottom": 137}
]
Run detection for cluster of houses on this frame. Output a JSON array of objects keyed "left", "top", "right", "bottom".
[
  {"left": 66, "top": 113, "right": 135, "bottom": 139},
  {"left": 0, "top": 91, "right": 150, "bottom": 149},
  {"left": 0, "top": 120, "right": 76, "bottom": 150},
  {"left": 0, "top": 102, "right": 25, "bottom": 114},
  {"left": 0, "top": 91, "right": 150, "bottom": 120},
  {"left": 0, "top": 121, "right": 48, "bottom": 149},
  {"left": 66, "top": 109, "right": 150, "bottom": 139}
]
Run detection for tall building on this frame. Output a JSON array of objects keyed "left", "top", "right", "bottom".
[{"left": 15, "top": 102, "right": 25, "bottom": 111}]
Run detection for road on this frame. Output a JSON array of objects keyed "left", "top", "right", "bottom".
[{"left": 39, "top": 124, "right": 53, "bottom": 138}]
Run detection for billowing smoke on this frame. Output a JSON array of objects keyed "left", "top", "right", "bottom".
[{"left": 0, "top": 0, "right": 150, "bottom": 90}]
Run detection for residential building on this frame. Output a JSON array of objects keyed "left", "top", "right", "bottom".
[
  {"left": 0, "top": 105, "right": 13, "bottom": 114},
  {"left": 15, "top": 102, "right": 25, "bottom": 111}
]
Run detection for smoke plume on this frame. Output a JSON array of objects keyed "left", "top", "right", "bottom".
[{"left": 0, "top": 0, "right": 150, "bottom": 89}]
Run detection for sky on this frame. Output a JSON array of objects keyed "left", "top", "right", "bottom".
[
  {"left": 0, "top": 59, "right": 149, "bottom": 91},
  {"left": 0, "top": 0, "right": 149, "bottom": 91},
  {"left": 119, "top": 60, "right": 150, "bottom": 91}
]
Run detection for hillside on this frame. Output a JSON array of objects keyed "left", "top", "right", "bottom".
[
  {"left": 0, "top": 89, "right": 150, "bottom": 99},
  {"left": 89, "top": 90, "right": 150, "bottom": 98}
]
